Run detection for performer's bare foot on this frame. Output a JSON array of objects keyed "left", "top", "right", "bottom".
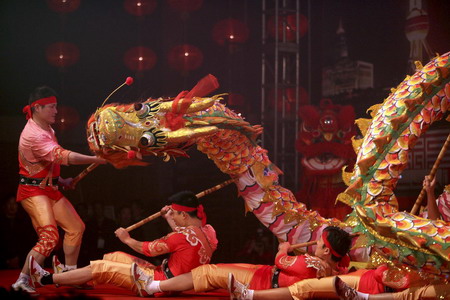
[
  {"left": 29, "top": 256, "right": 50, "bottom": 288},
  {"left": 228, "top": 273, "right": 252, "bottom": 300},
  {"left": 132, "top": 262, "right": 153, "bottom": 297},
  {"left": 333, "top": 276, "right": 367, "bottom": 300}
]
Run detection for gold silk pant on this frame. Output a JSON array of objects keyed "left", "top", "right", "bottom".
[
  {"left": 192, "top": 263, "right": 261, "bottom": 292},
  {"left": 288, "top": 270, "right": 366, "bottom": 300},
  {"left": 90, "top": 251, "right": 156, "bottom": 293},
  {"left": 287, "top": 271, "right": 450, "bottom": 300},
  {"left": 391, "top": 284, "right": 450, "bottom": 300},
  {"left": 21, "top": 195, "right": 85, "bottom": 257}
]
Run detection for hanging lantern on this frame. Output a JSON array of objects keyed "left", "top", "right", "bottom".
[
  {"left": 267, "top": 14, "right": 308, "bottom": 41},
  {"left": 124, "top": 46, "right": 157, "bottom": 72},
  {"left": 124, "top": 0, "right": 157, "bottom": 16},
  {"left": 268, "top": 87, "right": 309, "bottom": 113},
  {"left": 167, "top": 44, "right": 203, "bottom": 72},
  {"left": 405, "top": 8, "right": 429, "bottom": 42},
  {"left": 212, "top": 18, "right": 250, "bottom": 46},
  {"left": 166, "top": 0, "right": 203, "bottom": 13},
  {"left": 53, "top": 106, "right": 80, "bottom": 132},
  {"left": 47, "top": 0, "right": 81, "bottom": 13},
  {"left": 46, "top": 42, "right": 80, "bottom": 68}
]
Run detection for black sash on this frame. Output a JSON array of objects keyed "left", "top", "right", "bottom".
[
  {"left": 161, "top": 259, "right": 174, "bottom": 279},
  {"left": 271, "top": 267, "right": 280, "bottom": 288},
  {"left": 19, "top": 175, "right": 59, "bottom": 187}
]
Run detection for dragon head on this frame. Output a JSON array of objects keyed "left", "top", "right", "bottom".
[{"left": 87, "top": 75, "right": 222, "bottom": 168}]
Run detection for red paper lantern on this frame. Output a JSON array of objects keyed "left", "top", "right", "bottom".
[
  {"left": 267, "top": 14, "right": 308, "bottom": 41},
  {"left": 54, "top": 106, "right": 80, "bottom": 132},
  {"left": 47, "top": 0, "right": 80, "bottom": 13},
  {"left": 212, "top": 18, "right": 250, "bottom": 46},
  {"left": 268, "top": 87, "right": 309, "bottom": 113},
  {"left": 167, "top": 44, "right": 203, "bottom": 72},
  {"left": 166, "top": 0, "right": 203, "bottom": 12},
  {"left": 46, "top": 42, "right": 80, "bottom": 68},
  {"left": 124, "top": 46, "right": 157, "bottom": 72},
  {"left": 124, "top": 0, "right": 157, "bottom": 16}
]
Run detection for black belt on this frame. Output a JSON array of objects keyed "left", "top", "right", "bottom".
[
  {"left": 161, "top": 259, "right": 174, "bottom": 279},
  {"left": 271, "top": 268, "right": 280, "bottom": 288},
  {"left": 19, "top": 175, "right": 59, "bottom": 187}
]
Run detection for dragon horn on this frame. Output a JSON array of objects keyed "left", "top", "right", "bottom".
[{"left": 158, "top": 97, "right": 217, "bottom": 113}]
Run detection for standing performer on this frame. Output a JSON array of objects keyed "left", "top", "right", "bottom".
[
  {"left": 29, "top": 191, "right": 218, "bottom": 296},
  {"left": 12, "top": 86, "right": 106, "bottom": 293},
  {"left": 130, "top": 226, "right": 351, "bottom": 296}
]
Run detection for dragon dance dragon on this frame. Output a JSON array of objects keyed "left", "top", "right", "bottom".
[{"left": 86, "top": 52, "right": 450, "bottom": 283}]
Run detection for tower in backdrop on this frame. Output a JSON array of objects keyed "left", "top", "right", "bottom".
[
  {"left": 405, "top": 0, "right": 433, "bottom": 72},
  {"left": 322, "top": 20, "right": 373, "bottom": 97}
]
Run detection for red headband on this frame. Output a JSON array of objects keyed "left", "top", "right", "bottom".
[
  {"left": 322, "top": 230, "right": 350, "bottom": 268},
  {"left": 22, "top": 96, "right": 57, "bottom": 120},
  {"left": 322, "top": 231, "right": 343, "bottom": 257},
  {"left": 171, "top": 203, "right": 207, "bottom": 226}
]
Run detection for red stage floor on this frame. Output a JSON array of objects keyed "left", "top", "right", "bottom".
[{"left": 0, "top": 269, "right": 229, "bottom": 299}]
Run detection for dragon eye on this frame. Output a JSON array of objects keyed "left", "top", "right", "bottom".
[
  {"left": 140, "top": 132, "right": 156, "bottom": 147},
  {"left": 134, "top": 103, "right": 150, "bottom": 119}
]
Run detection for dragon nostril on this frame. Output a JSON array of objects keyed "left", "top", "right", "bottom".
[{"left": 134, "top": 103, "right": 143, "bottom": 111}]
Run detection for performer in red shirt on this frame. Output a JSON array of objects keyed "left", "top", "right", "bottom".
[
  {"left": 29, "top": 191, "right": 218, "bottom": 296},
  {"left": 12, "top": 86, "right": 106, "bottom": 293},
  {"left": 130, "top": 226, "right": 351, "bottom": 296}
]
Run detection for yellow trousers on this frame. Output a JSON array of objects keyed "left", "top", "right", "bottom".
[
  {"left": 192, "top": 263, "right": 261, "bottom": 292},
  {"left": 21, "top": 195, "right": 84, "bottom": 257},
  {"left": 90, "top": 251, "right": 156, "bottom": 293}
]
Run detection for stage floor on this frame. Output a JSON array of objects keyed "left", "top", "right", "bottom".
[{"left": 0, "top": 269, "right": 229, "bottom": 299}]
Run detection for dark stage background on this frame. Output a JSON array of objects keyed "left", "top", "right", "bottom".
[{"left": 0, "top": 0, "right": 449, "bottom": 267}]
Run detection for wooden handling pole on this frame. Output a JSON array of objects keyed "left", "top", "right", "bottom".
[
  {"left": 410, "top": 133, "right": 450, "bottom": 215},
  {"left": 289, "top": 233, "right": 360, "bottom": 251},
  {"left": 125, "top": 178, "right": 236, "bottom": 232},
  {"left": 68, "top": 163, "right": 99, "bottom": 189}
]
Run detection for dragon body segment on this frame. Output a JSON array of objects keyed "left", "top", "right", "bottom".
[{"left": 340, "top": 52, "right": 450, "bottom": 277}]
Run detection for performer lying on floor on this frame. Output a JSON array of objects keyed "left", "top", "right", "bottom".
[
  {"left": 227, "top": 264, "right": 449, "bottom": 300},
  {"left": 28, "top": 191, "right": 218, "bottom": 295},
  {"left": 128, "top": 226, "right": 351, "bottom": 297}
]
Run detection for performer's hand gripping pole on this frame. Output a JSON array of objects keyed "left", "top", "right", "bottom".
[
  {"left": 69, "top": 163, "right": 100, "bottom": 189},
  {"left": 125, "top": 178, "right": 236, "bottom": 232},
  {"left": 410, "top": 133, "right": 450, "bottom": 215}
]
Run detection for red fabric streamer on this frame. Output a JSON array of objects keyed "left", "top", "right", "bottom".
[
  {"left": 22, "top": 96, "right": 57, "bottom": 120},
  {"left": 166, "top": 74, "right": 219, "bottom": 130}
]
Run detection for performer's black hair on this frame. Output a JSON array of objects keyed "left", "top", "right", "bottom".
[
  {"left": 28, "top": 86, "right": 58, "bottom": 112},
  {"left": 323, "top": 226, "right": 352, "bottom": 262},
  {"left": 168, "top": 190, "right": 200, "bottom": 218}
]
